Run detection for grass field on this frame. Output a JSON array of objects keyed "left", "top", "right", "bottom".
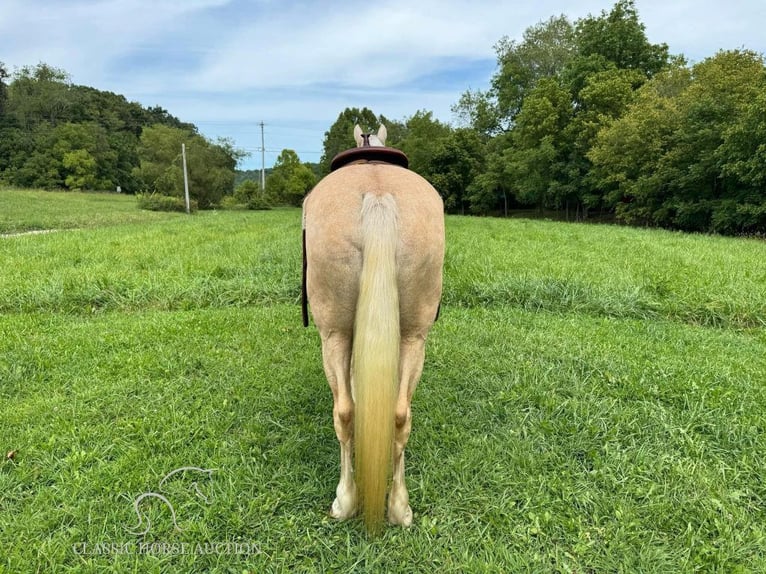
[
  {"left": 0, "top": 189, "right": 186, "bottom": 235},
  {"left": 1, "top": 188, "right": 766, "bottom": 572}
]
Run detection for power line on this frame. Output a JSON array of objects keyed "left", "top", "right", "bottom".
[
  {"left": 260, "top": 121, "right": 265, "bottom": 190},
  {"left": 239, "top": 148, "right": 322, "bottom": 154}
]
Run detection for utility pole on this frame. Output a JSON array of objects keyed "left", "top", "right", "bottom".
[
  {"left": 260, "top": 121, "right": 266, "bottom": 191},
  {"left": 181, "top": 143, "right": 191, "bottom": 214}
]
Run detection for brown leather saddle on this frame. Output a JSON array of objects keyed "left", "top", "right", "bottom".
[{"left": 330, "top": 145, "right": 409, "bottom": 171}]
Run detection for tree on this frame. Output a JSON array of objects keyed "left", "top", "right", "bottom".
[
  {"left": 189, "top": 136, "right": 243, "bottom": 208},
  {"left": 134, "top": 125, "right": 241, "bottom": 208},
  {"left": 397, "top": 110, "right": 453, "bottom": 178},
  {"left": 493, "top": 15, "right": 577, "bottom": 125},
  {"left": 452, "top": 89, "right": 501, "bottom": 136},
  {"left": 718, "top": 89, "right": 766, "bottom": 192},
  {"left": 588, "top": 63, "right": 690, "bottom": 226},
  {"left": 0, "top": 62, "right": 204, "bottom": 192},
  {"left": 672, "top": 51, "right": 765, "bottom": 196},
  {"left": 133, "top": 125, "right": 186, "bottom": 196},
  {"left": 266, "top": 149, "right": 316, "bottom": 206},
  {"left": 53, "top": 122, "right": 116, "bottom": 190},
  {"left": 589, "top": 50, "right": 766, "bottom": 233},
  {"left": 575, "top": 0, "right": 669, "bottom": 78},
  {"left": 1, "top": 120, "right": 116, "bottom": 190},
  {"left": 0, "top": 61, "right": 8, "bottom": 121},
  {"left": 563, "top": 67, "right": 645, "bottom": 211},
  {"left": 454, "top": 15, "right": 576, "bottom": 135},
  {"left": 468, "top": 133, "right": 515, "bottom": 215},
  {"left": 451, "top": 2, "right": 669, "bottom": 218},
  {"left": 429, "top": 129, "right": 485, "bottom": 214},
  {"left": 502, "top": 77, "right": 574, "bottom": 211},
  {"left": 234, "top": 179, "right": 261, "bottom": 204},
  {"left": 6, "top": 63, "right": 72, "bottom": 129},
  {"left": 451, "top": 14, "right": 580, "bottom": 215},
  {"left": 62, "top": 149, "right": 98, "bottom": 190}
]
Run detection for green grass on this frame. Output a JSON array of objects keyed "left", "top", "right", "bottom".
[
  {"left": 0, "top": 188, "right": 183, "bottom": 234},
  {"left": 2, "top": 190, "right": 766, "bottom": 572}
]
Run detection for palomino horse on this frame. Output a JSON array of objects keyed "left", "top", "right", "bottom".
[{"left": 302, "top": 125, "right": 444, "bottom": 532}]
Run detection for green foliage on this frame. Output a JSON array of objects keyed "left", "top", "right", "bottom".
[
  {"left": 0, "top": 61, "right": 8, "bottom": 119},
  {"left": 711, "top": 200, "right": 766, "bottom": 235},
  {"left": 234, "top": 179, "right": 260, "bottom": 204},
  {"left": 136, "top": 192, "right": 197, "bottom": 213},
  {"left": 6, "top": 63, "right": 72, "bottom": 129},
  {"left": 62, "top": 148, "right": 98, "bottom": 189},
  {"left": 453, "top": 15, "right": 576, "bottom": 136},
  {"left": 497, "top": 78, "right": 574, "bottom": 210},
  {"left": 133, "top": 124, "right": 186, "bottom": 195},
  {"left": 0, "top": 62, "right": 210, "bottom": 194},
  {"left": 575, "top": 0, "right": 669, "bottom": 77},
  {"left": 451, "top": 0, "right": 678, "bottom": 221},
  {"left": 429, "top": 129, "right": 485, "bottom": 213},
  {"left": 1, "top": 121, "right": 115, "bottom": 190},
  {"left": 246, "top": 193, "right": 274, "bottom": 211},
  {"left": 717, "top": 88, "right": 766, "bottom": 190},
  {"left": 266, "top": 149, "right": 316, "bottom": 206},
  {"left": 133, "top": 125, "right": 241, "bottom": 208},
  {"left": 588, "top": 64, "right": 690, "bottom": 219},
  {"left": 590, "top": 49, "right": 766, "bottom": 232},
  {"left": 452, "top": 88, "right": 500, "bottom": 135},
  {"left": 187, "top": 136, "right": 241, "bottom": 209},
  {"left": 493, "top": 15, "right": 577, "bottom": 124},
  {"left": 397, "top": 110, "right": 453, "bottom": 176},
  {"left": 232, "top": 179, "right": 273, "bottom": 210}
]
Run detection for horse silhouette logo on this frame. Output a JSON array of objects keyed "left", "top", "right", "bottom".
[{"left": 128, "top": 467, "right": 215, "bottom": 536}]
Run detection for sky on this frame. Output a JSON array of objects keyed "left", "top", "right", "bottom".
[{"left": 1, "top": 0, "right": 764, "bottom": 169}]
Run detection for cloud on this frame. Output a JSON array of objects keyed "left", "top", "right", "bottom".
[
  {"left": 193, "top": 0, "right": 500, "bottom": 91},
  {"left": 2, "top": 0, "right": 765, "bottom": 168},
  {"left": 0, "top": 0, "right": 230, "bottom": 84}
]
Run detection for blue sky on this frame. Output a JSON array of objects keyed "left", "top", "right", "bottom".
[{"left": 1, "top": 0, "right": 764, "bottom": 169}]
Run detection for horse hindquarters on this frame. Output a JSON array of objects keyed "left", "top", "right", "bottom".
[
  {"left": 305, "top": 164, "right": 444, "bottom": 534},
  {"left": 353, "top": 192, "right": 400, "bottom": 533}
]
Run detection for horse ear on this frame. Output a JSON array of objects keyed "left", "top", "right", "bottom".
[
  {"left": 353, "top": 125, "right": 364, "bottom": 147},
  {"left": 377, "top": 124, "right": 387, "bottom": 146}
]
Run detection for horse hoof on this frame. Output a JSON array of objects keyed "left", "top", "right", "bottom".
[
  {"left": 330, "top": 496, "right": 357, "bottom": 520},
  {"left": 388, "top": 504, "right": 413, "bottom": 527}
]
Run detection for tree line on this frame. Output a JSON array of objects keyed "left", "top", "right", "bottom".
[
  {"left": 2, "top": 0, "right": 765, "bottom": 233},
  {"left": 318, "top": 0, "right": 766, "bottom": 234},
  {"left": 0, "top": 63, "right": 242, "bottom": 208}
]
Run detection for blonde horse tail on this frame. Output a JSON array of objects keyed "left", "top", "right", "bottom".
[{"left": 353, "top": 192, "right": 400, "bottom": 534}]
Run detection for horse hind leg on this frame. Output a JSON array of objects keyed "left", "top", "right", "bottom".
[
  {"left": 388, "top": 335, "right": 427, "bottom": 526},
  {"left": 320, "top": 331, "right": 358, "bottom": 519}
]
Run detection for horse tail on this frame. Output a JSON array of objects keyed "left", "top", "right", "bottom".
[{"left": 353, "top": 192, "right": 400, "bottom": 533}]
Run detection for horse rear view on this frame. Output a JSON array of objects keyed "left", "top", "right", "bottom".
[{"left": 303, "top": 125, "right": 444, "bottom": 533}]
